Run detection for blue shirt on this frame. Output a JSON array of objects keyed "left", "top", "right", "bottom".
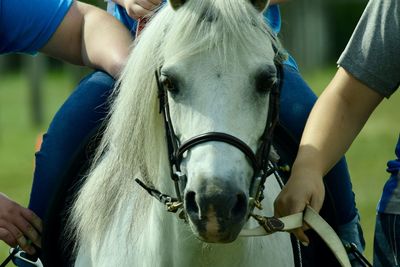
[
  {"left": 378, "top": 135, "right": 400, "bottom": 213},
  {"left": 387, "top": 141, "right": 400, "bottom": 176},
  {"left": 0, "top": 0, "right": 73, "bottom": 54}
]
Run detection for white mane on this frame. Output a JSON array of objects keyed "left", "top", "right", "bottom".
[{"left": 69, "top": 0, "right": 286, "bottom": 254}]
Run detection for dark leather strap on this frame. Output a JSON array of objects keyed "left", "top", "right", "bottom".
[{"left": 176, "top": 132, "right": 260, "bottom": 172}]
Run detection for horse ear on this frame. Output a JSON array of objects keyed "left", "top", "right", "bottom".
[
  {"left": 250, "top": 0, "right": 270, "bottom": 12},
  {"left": 169, "top": 0, "right": 186, "bottom": 10}
]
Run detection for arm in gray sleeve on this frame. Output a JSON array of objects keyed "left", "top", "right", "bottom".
[{"left": 338, "top": 0, "right": 400, "bottom": 98}]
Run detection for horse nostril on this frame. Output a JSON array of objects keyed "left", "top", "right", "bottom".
[
  {"left": 185, "top": 191, "right": 199, "bottom": 215},
  {"left": 231, "top": 193, "right": 247, "bottom": 219}
]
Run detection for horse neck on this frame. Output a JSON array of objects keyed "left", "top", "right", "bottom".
[{"left": 146, "top": 208, "right": 251, "bottom": 267}]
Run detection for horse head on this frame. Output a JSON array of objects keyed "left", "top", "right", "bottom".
[{"left": 157, "top": 0, "right": 283, "bottom": 243}]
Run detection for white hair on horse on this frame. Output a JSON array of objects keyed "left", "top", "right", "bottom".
[{"left": 69, "top": 0, "right": 288, "bottom": 265}]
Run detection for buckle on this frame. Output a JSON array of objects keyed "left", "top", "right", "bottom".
[{"left": 9, "top": 247, "right": 43, "bottom": 267}]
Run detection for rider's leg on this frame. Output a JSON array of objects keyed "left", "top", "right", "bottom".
[
  {"left": 277, "top": 63, "right": 365, "bottom": 252},
  {"left": 29, "top": 71, "right": 115, "bottom": 219},
  {"left": 373, "top": 212, "right": 400, "bottom": 267}
]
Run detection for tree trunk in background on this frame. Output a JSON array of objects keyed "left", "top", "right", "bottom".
[
  {"left": 279, "top": 0, "right": 330, "bottom": 72},
  {"left": 25, "top": 55, "right": 46, "bottom": 127},
  {"left": 0, "top": 58, "right": 4, "bottom": 73},
  {"left": 279, "top": 0, "right": 368, "bottom": 72}
]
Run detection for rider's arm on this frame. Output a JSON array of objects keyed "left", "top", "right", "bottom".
[
  {"left": 40, "top": 1, "right": 132, "bottom": 78},
  {"left": 295, "top": 68, "right": 383, "bottom": 175}
]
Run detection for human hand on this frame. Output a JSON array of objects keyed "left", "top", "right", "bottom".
[
  {"left": 123, "top": 0, "right": 163, "bottom": 20},
  {"left": 273, "top": 167, "right": 325, "bottom": 246},
  {"left": 0, "top": 193, "right": 42, "bottom": 255}
]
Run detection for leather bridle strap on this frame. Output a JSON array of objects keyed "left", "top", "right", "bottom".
[
  {"left": 155, "top": 63, "right": 283, "bottom": 206},
  {"left": 176, "top": 132, "right": 261, "bottom": 173},
  {"left": 239, "top": 206, "right": 352, "bottom": 267}
]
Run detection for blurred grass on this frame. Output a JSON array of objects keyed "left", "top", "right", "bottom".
[
  {"left": 0, "top": 69, "right": 76, "bottom": 261},
  {"left": 0, "top": 66, "right": 398, "bottom": 263}
]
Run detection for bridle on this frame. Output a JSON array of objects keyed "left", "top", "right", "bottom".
[
  {"left": 134, "top": 61, "right": 368, "bottom": 267},
  {"left": 136, "top": 59, "right": 283, "bottom": 218}
]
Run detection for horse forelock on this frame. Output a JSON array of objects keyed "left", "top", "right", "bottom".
[
  {"left": 161, "top": 0, "right": 284, "bottom": 66},
  {"left": 71, "top": 0, "right": 286, "bottom": 254}
]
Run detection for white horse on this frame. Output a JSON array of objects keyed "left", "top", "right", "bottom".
[{"left": 69, "top": 0, "right": 295, "bottom": 266}]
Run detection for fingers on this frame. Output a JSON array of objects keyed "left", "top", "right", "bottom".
[
  {"left": 273, "top": 170, "right": 326, "bottom": 247},
  {"left": 9, "top": 224, "right": 37, "bottom": 254},
  {"left": 125, "top": 0, "right": 163, "bottom": 20},
  {"left": 274, "top": 182, "right": 310, "bottom": 218},
  {"left": 292, "top": 227, "right": 310, "bottom": 246},
  {"left": 290, "top": 189, "right": 325, "bottom": 245},
  {"left": 0, "top": 194, "right": 42, "bottom": 254},
  {"left": 274, "top": 189, "right": 310, "bottom": 246},
  {"left": 0, "top": 222, "right": 36, "bottom": 254},
  {"left": 21, "top": 208, "right": 43, "bottom": 236},
  {"left": 15, "top": 210, "right": 42, "bottom": 249},
  {"left": 0, "top": 227, "right": 17, "bottom": 247}
]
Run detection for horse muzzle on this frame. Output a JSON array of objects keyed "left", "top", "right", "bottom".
[{"left": 184, "top": 182, "right": 249, "bottom": 243}]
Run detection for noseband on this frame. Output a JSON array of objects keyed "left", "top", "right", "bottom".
[{"left": 148, "top": 62, "right": 283, "bottom": 213}]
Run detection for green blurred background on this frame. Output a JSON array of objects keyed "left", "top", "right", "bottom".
[{"left": 1, "top": 0, "right": 398, "bottom": 264}]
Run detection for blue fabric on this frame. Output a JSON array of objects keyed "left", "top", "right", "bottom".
[
  {"left": 113, "top": 4, "right": 138, "bottom": 36},
  {"left": 337, "top": 213, "right": 365, "bottom": 262},
  {"left": 373, "top": 213, "right": 400, "bottom": 267},
  {"left": 30, "top": 71, "right": 114, "bottom": 218},
  {"left": 378, "top": 174, "right": 399, "bottom": 212},
  {"left": 377, "top": 135, "right": 400, "bottom": 213},
  {"left": 0, "top": 0, "right": 73, "bottom": 54},
  {"left": 387, "top": 137, "right": 400, "bottom": 175},
  {"left": 264, "top": 5, "right": 281, "bottom": 34},
  {"left": 264, "top": 5, "right": 298, "bottom": 70}
]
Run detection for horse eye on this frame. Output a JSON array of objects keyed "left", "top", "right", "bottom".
[
  {"left": 256, "top": 76, "right": 276, "bottom": 93},
  {"left": 254, "top": 65, "right": 278, "bottom": 94},
  {"left": 161, "top": 76, "right": 179, "bottom": 94}
]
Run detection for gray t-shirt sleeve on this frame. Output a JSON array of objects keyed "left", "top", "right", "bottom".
[{"left": 338, "top": 0, "right": 400, "bottom": 98}]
